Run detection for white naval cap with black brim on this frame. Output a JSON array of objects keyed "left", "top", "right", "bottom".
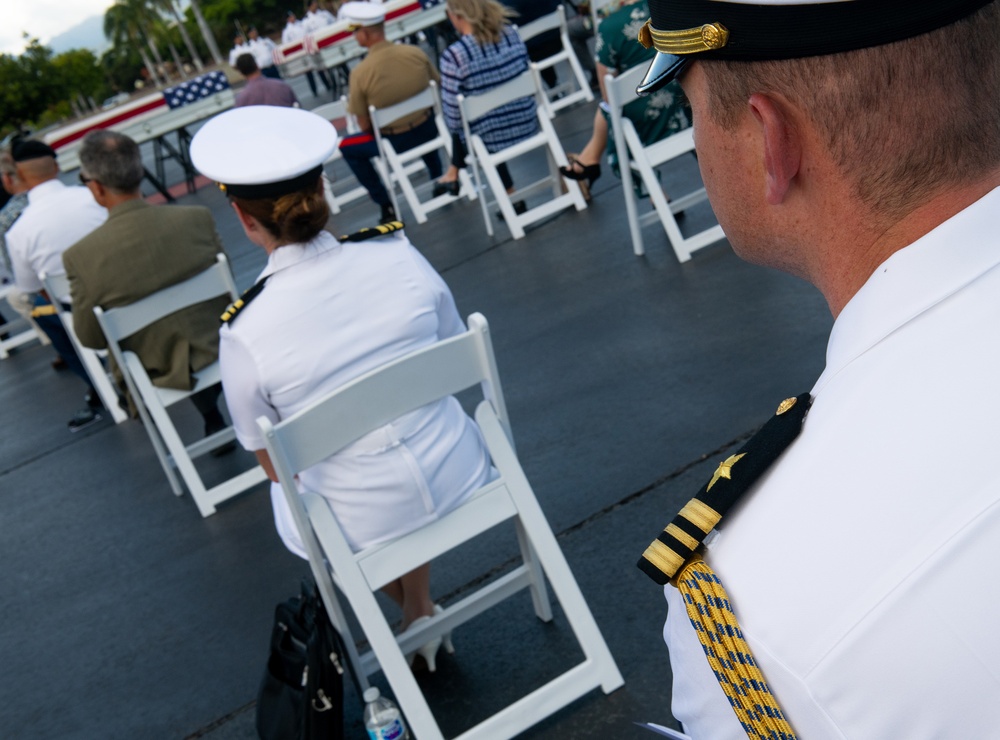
[
  {"left": 338, "top": 1, "right": 386, "bottom": 29},
  {"left": 636, "top": 0, "right": 996, "bottom": 95},
  {"left": 190, "top": 106, "right": 338, "bottom": 199}
]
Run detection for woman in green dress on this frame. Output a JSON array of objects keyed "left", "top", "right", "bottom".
[{"left": 559, "top": 0, "right": 690, "bottom": 199}]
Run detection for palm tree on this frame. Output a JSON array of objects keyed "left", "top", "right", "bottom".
[
  {"left": 104, "top": 1, "right": 165, "bottom": 88},
  {"left": 151, "top": 0, "right": 204, "bottom": 72},
  {"left": 188, "top": 0, "right": 223, "bottom": 67}
]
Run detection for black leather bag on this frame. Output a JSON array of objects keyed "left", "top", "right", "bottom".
[{"left": 256, "top": 578, "right": 348, "bottom": 740}]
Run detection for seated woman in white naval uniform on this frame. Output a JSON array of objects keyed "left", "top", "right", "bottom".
[{"left": 190, "top": 106, "right": 493, "bottom": 670}]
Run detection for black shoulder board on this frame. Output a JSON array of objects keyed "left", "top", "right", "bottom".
[
  {"left": 338, "top": 220, "right": 405, "bottom": 243},
  {"left": 220, "top": 277, "right": 269, "bottom": 326},
  {"left": 637, "top": 392, "right": 812, "bottom": 586}
]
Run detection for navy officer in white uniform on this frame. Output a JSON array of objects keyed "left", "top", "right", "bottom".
[
  {"left": 634, "top": 0, "right": 1000, "bottom": 738},
  {"left": 190, "top": 106, "right": 493, "bottom": 671}
]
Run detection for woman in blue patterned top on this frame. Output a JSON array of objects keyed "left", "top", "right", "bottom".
[{"left": 432, "top": 0, "right": 538, "bottom": 204}]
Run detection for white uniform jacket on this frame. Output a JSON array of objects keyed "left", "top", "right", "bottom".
[
  {"left": 6, "top": 179, "right": 107, "bottom": 294},
  {"left": 220, "top": 231, "right": 493, "bottom": 555},
  {"left": 664, "top": 186, "right": 1000, "bottom": 739}
]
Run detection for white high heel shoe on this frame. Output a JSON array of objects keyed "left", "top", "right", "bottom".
[
  {"left": 404, "top": 616, "right": 443, "bottom": 672},
  {"left": 404, "top": 605, "right": 455, "bottom": 672},
  {"left": 434, "top": 604, "right": 455, "bottom": 655}
]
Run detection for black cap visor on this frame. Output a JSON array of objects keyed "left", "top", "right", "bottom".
[{"left": 636, "top": 52, "right": 690, "bottom": 96}]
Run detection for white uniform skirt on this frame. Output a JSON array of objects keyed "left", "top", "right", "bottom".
[{"left": 271, "top": 396, "right": 494, "bottom": 557}]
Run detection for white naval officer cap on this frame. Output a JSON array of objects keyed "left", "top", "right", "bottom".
[
  {"left": 190, "top": 106, "right": 337, "bottom": 199},
  {"left": 338, "top": 1, "right": 386, "bottom": 29},
  {"left": 636, "top": 0, "right": 995, "bottom": 95}
]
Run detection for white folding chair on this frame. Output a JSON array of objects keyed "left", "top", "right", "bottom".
[
  {"left": 605, "top": 65, "right": 726, "bottom": 260},
  {"left": 516, "top": 5, "right": 594, "bottom": 118},
  {"left": 39, "top": 272, "right": 129, "bottom": 424},
  {"left": 258, "top": 312, "right": 623, "bottom": 740},
  {"left": 93, "top": 254, "right": 268, "bottom": 517},
  {"left": 313, "top": 97, "right": 373, "bottom": 215},
  {"left": 0, "top": 283, "right": 49, "bottom": 359},
  {"left": 369, "top": 81, "right": 476, "bottom": 224},
  {"left": 458, "top": 70, "right": 587, "bottom": 240}
]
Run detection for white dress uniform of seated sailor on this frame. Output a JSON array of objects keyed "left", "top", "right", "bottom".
[{"left": 190, "top": 106, "right": 494, "bottom": 656}]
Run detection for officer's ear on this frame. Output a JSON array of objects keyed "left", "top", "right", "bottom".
[{"left": 749, "top": 92, "right": 801, "bottom": 206}]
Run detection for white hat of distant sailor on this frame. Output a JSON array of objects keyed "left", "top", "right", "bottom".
[
  {"left": 637, "top": 0, "right": 995, "bottom": 95},
  {"left": 338, "top": 1, "right": 386, "bottom": 28},
  {"left": 190, "top": 106, "right": 337, "bottom": 199}
]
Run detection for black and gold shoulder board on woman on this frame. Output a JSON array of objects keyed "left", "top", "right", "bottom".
[
  {"left": 220, "top": 277, "right": 269, "bottom": 326},
  {"left": 338, "top": 220, "right": 405, "bottom": 243},
  {"left": 637, "top": 392, "right": 812, "bottom": 585}
]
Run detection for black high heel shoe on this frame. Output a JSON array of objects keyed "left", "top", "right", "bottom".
[
  {"left": 559, "top": 155, "right": 601, "bottom": 200},
  {"left": 432, "top": 179, "right": 460, "bottom": 198}
]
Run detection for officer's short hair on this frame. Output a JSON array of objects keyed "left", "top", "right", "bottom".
[{"left": 701, "top": 1, "right": 1000, "bottom": 218}]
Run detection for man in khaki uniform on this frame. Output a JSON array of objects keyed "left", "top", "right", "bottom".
[
  {"left": 336, "top": 1, "right": 443, "bottom": 223},
  {"left": 63, "top": 130, "right": 231, "bottom": 441}
]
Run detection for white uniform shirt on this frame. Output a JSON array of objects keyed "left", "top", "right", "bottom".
[
  {"left": 281, "top": 20, "right": 306, "bottom": 44},
  {"left": 228, "top": 41, "right": 252, "bottom": 67},
  {"left": 6, "top": 179, "right": 107, "bottom": 294},
  {"left": 301, "top": 8, "right": 336, "bottom": 33},
  {"left": 248, "top": 36, "right": 277, "bottom": 70},
  {"left": 220, "top": 231, "right": 493, "bottom": 556},
  {"left": 663, "top": 186, "right": 1000, "bottom": 739}
]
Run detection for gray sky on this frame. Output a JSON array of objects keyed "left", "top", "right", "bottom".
[{"left": 1, "top": 0, "right": 115, "bottom": 56}]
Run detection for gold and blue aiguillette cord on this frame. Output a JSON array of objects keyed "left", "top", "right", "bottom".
[{"left": 638, "top": 393, "right": 811, "bottom": 740}]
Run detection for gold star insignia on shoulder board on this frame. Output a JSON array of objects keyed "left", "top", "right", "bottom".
[{"left": 706, "top": 453, "right": 746, "bottom": 492}]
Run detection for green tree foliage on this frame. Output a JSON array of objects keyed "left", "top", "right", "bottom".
[
  {"left": 0, "top": 0, "right": 294, "bottom": 137},
  {"left": 0, "top": 40, "right": 110, "bottom": 136}
]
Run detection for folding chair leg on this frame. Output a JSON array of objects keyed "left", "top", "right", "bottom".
[
  {"left": 514, "top": 519, "right": 554, "bottom": 622},
  {"left": 481, "top": 409, "right": 625, "bottom": 695},
  {"left": 134, "top": 395, "right": 185, "bottom": 496},
  {"left": 322, "top": 173, "right": 342, "bottom": 215}
]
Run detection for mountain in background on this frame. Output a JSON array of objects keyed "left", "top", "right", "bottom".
[{"left": 49, "top": 14, "right": 110, "bottom": 57}]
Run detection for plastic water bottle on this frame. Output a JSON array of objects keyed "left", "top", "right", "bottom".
[{"left": 363, "top": 687, "right": 409, "bottom": 740}]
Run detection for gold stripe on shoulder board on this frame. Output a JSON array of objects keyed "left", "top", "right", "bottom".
[
  {"left": 338, "top": 220, "right": 405, "bottom": 243},
  {"left": 220, "top": 277, "right": 269, "bottom": 326}
]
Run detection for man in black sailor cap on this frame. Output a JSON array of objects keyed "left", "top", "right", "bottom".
[{"left": 634, "top": 1, "right": 1000, "bottom": 737}]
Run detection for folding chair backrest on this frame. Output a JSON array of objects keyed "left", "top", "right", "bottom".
[
  {"left": 517, "top": 6, "right": 563, "bottom": 41},
  {"left": 459, "top": 69, "right": 538, "bottom": 123},
  {"left": 41, "top": 271, "right": 71, "bottom": 304},
  {"left": 266, "top": 313, "right": 509, "bottom": 474},
  {"left": 605, "top": 64, "right": 725, "bottom": 260},
  {"left": 312, "top": 96, "right": 360, "bottom": 136},
  {"left": 369, "top": 86, "right": 436, "bottom": 132},
  {"left": 96, "top": 254, "right": 237, "bottom": 344}
]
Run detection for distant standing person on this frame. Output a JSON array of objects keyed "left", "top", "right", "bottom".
[
  {"left": 234, "top": 54, "right": 299, "bottom": 108},
  {"left": 228, "top": 33, "right": 251, "bottom": 67},
  {"left": 246, "top": 27, "right": 281, "bottom": 79}
]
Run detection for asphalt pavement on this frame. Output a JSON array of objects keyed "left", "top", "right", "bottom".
[{"left": 0, "top": 71, "right": 832, "bottom": 739}]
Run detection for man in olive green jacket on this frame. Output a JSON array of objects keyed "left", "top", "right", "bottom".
[{"left": 62, "top": 130, "right": 230, "bottom": 434}]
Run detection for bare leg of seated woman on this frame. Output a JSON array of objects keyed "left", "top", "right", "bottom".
[
  {"left": 381, "top": 563, "right": 435, "bottom": 629},
  {"left": 559, "top": 107, "right": 606, "bottom": 199},
  {"left": 381, "top": 563, "right": 453, "bottom": 671}
]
